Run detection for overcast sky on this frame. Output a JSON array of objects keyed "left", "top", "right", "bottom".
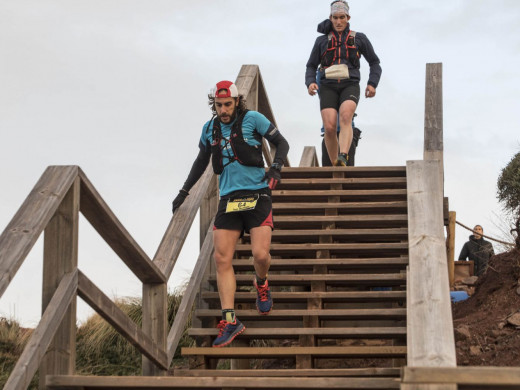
[{"left": 1, "top": 0, "right": 519, "bottom": 326}]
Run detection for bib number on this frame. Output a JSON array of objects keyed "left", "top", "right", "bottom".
[{"left": 225, "top": 194, "right": 259, "bottom": 213}]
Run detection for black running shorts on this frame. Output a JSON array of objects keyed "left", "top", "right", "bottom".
[
  {"left": 214, "top": 191, "right": 273, "bottom": 235},
  {"left": 319, "top": 81, "right": 360, "bottom": 111}
]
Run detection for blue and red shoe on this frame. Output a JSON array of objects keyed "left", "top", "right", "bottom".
[
  {"left": 212, "top": 318, "right": 245, "bottom": 347},
  {"left": 254, "top": 279, "right": 273, "bottom": 315}
]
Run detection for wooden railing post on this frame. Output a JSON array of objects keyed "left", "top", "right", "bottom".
[
  {"left": 142, "top": 283, "right": 168, "bottom": 376},
  {"left": 404, "top": 160, "right": 456, "bottom": 390},
  {"left": 424, "top": 63, "right": 443, "bottom": 168},
  {"left": 447, "top": 211, "right": 456, "bottom": 288},
  {"left": 39, "top": 177, "right": 80, "bottom": 389}
]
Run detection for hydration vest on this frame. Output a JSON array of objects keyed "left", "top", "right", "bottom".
[
  {"left": 209, "top": 109, "right": 264, "bottom": 175},
  {"left": 320, "top": 30, "right": 360, "bottom": 69}
]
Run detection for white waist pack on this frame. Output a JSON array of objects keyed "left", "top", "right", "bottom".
[{"left": 324, "top": 64, "right": 350, "bottom": 80}]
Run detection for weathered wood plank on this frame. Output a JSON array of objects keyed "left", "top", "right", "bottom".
[
  {"left": 189, "top": 326, "right": 407, "bottom": 339},
  {"left": 76, "top": 271, "right": 168, "bottom": 369},
  {"left": 142, "top": 282, "right": 168, "bottom": 376},
  {"left": 282, "top": 166, "right": 406, "bottom": 174},
  {"left": 194, "top": 308, "right": 406, "bottom": 321},
  {"left": 166, "top": 222, "right": 214, "bottom": 363},
  {"left": 46, "top": 375, "right": 401, "bottom": 389},
  {"left": 230, "top": 257, "right": 409, "bottom": 270},
  {"left": 274, "top": 215, "right": 408, "bottom": 223},
  {"left": 4, "top": 270, "right": 77, "bottom": 390},
  {"left": 0, "top": 165, "right": 78, "bottom": 299},
  {"left": 299, "top": 146, "right": 319, "bottom": 167},
  {"left": 406, "top": 160, "right": 456, "bottom": 367},
  {"left": 174, "top": 367, "right": 401, "bottom": 377},
  {"left": 402, "top": 366, "right": 520, "bottom": 386},
  {"left": 273, "top": 201, "right": 407, "bottom": 211},
  {"left": 201, "top": 290, "right": 407, "bottom": 303},
  {"left": 153, "top": 164, "right": 213, "bottom": 278},
  {"left": 78, "top": 169, "right": 165, "bottom": 284},
  {"left": 182, "top": 346, "right": 407, "bottom": 358},
  {"left": 424, "top": 63, "right": 443, "bottom": 160},
  {"left": 40, "top": 177, "right": 80, "bottom": 386},
  {"left": 208, "top": 273, "right": 406, "bottom": 286},
  {"left": 273, "top": 189, "right": 407, "bottom": 197}
]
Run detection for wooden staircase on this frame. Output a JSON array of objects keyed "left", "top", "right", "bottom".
[{"left": 176, "top": 166, "right": 409, "bottom": 389}]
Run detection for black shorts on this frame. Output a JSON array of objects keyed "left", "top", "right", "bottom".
[
  {"left": 214, "top": 191, "right": 273, "bottom": 235},
  {"left": 320, "top": 81, "right": 360, "bottom": 111}
]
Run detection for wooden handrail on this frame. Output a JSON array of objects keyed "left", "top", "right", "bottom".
[
  {"left": 166, "top": 221, "right": 214, "bottom": 363},
  {"left": 0, "top": 165, "right": 78, "bottom": 299},
  {"left": 152, "top": 165, "right": 214, "bottom": 278},
  {"left": 78, "top": 169, "right": 165, "bottom": 284},
  {"left": 4, "top": 270, "right": 78, "bottom": 390}
]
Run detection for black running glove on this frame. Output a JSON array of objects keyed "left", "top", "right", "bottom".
[
  {"left": 264, "top": 164, "right": 282, "bottom": 190},
  {"left": 172, "top": 189, "right": 189, "bottom": 214}
]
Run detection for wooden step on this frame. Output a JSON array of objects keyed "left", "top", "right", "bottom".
[
  {"left": 46, "top": 375, "right": 401, "bottom": 389},
  {"left": 276, "top": 177, "right": 407, "bottom": 190},
  {"left": 201, "top": 290, "right": 406, "bottom": 304},
  {"left": 189, "top": 326, "right": 407, "bottom": 339},
  {"left": 230, "top": 258, "right": 408, "bottom": 272},
  {"left": 272, "top": 201, "right": 407, "bottom": 215},
  {"left": 235, "top": 243, "right": 408, "bottom": 256},
  {"left": 272, "top": 189, "right": 407, "bottom": 203},
  {"left": 243, "top": 228, "right": 408, "bottom": 244},
  {"left": 281, "top": 166, "right": 406, "bottom": 179},
  {"left": 272, "top": 214, "right": 408, "bottom": 229},
  {"left": 208, "top": 273, "right": 407, "bottom": 287},
  {"left": 182, "top": 346, "right": 407, "bottom": 359},
  {"left": 194, "top": 308, "right": 406, "bottom": 321},
  {"left": 174, "top": 367, "right": 401, "bottom": 377}
]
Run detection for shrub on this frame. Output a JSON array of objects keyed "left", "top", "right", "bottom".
[{"left": 497, "top": 151, "right": 520, "bottom": 247}]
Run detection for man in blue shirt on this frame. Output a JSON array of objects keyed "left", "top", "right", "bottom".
[{"left": 172, "top": 80, "right": 289, "bottom": 347}]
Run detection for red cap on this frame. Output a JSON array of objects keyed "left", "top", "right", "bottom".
[{"left": 213, "top": 80, "right": 239, "bottom": 98}]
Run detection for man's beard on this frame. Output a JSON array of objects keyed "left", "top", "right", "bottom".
[{"left": 218, "top": 107, "right": 238, "bottom": 123}]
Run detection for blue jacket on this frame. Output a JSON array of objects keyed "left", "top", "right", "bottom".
[{"left": 305, "top": 19, "right": 382, "bottom": 88}]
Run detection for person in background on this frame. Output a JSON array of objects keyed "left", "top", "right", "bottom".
[
  {"left": 458, "top": 225, "right": 495, "bottom": 277},
  {"left": 171, "top": 80, "right": 290, "bottom": 347},
  {"left": 306, "top": 0, "right": 381, "bottom": 166}
]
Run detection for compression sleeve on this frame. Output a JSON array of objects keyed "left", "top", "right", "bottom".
[
  {"left": 182, "top": 140, "right": 211, "bottom": 192},
  {"left": 264, "top": 126, "right": 290, "bottom": 166}
]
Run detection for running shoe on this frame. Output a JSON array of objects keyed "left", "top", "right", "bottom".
[
  {"left": 212, "top": 318, "right": 245, "bottom": 347},
  {"left": 333, "top": 153, "right": 348, "bottom": 167},
  {"left": 254, "top": 279, "right": 273, "bottom": 315}
]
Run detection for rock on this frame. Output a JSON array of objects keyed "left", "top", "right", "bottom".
[
  {"left": 462, "top": 276, "right": 479, "bottom": 286},
  {"left": 507, "top": 312, "right": 520, "bottom": 327},
  {"left": 490, "top": 330, "right": 501, "bottom": 338},
  {"left": 516, "top": 286, "right": 520, "bottom": 296},
  {"left": 498, "top": 322, "right": 506, "bottom": 329},
  {"left": 455, "top": 325, "right": 471, "bottom": 341},
  {"left": 469, "top": 345, "right": 481, "bottom": 356}
]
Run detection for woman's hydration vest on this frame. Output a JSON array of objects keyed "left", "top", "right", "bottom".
[
  {"left": 320, "top": 30, "right": 359, "bottom": 69},
  {"left": 210, "top": 109, "right": 264, "bottom": 175}
]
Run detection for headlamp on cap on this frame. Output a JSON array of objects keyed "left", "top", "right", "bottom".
[{"left": 213, "top": 80, "right": 239, "bottom": 98}]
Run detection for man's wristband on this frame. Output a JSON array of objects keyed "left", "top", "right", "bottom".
[{"left": 271, "top": 163, "right": 283, "bottom": 171}]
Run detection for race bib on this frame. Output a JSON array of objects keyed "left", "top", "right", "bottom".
[{"left": 225, "top": 194, "right": 259, "bottom": 213}]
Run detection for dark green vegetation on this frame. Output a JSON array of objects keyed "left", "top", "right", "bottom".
[{"left": 497, "top": 151, "right": 520, "bottom": 248}]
